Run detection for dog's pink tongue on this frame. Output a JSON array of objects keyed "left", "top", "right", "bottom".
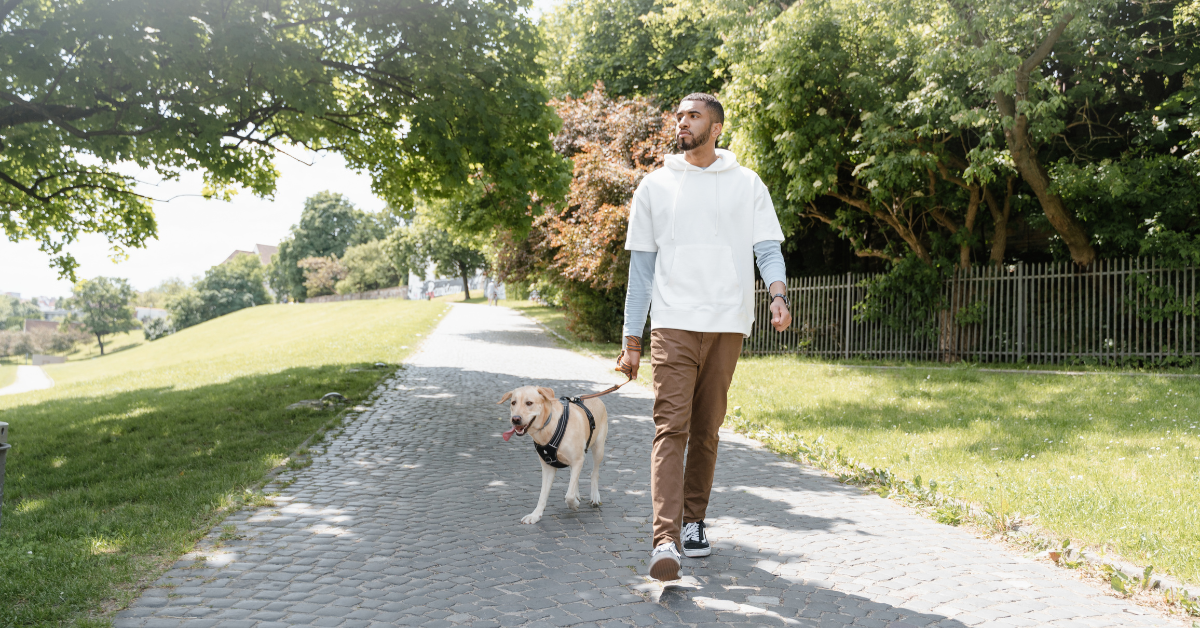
[{"left": 502, "top": 427, "right": 516, "bottom": 442}]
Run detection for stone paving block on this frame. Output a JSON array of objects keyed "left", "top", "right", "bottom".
[{"left": 114, "top": 305, "right": 1183, "bottom": 628}]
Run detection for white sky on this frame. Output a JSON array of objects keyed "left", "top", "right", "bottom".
[
  {"left": 0, "top": 0, "right": 564, "bottom": 300},
  {"left": 0, "top": 150, "right": 385, "bottom": 299}
]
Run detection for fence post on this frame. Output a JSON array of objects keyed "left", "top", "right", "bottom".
[
  {"left": 0, "top": 422, "right": 9, "bottom": 530},
  {"left": 1017, "top": 262, "right": 1025, "bottom": 361},
  {"left": 844, "top": 272, "right": 852, "bottom": 359}
]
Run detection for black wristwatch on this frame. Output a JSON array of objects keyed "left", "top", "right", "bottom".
[{"left": 771, "top": 293, "right": 790, "bottom": 306}]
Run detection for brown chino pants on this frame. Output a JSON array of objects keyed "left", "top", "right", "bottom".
[{"left": 649, "top": 328, "right": 743, "bottom": 548}]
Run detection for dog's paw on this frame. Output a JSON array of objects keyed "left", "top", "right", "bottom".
[
  {"left": 590, "top": 497, "right": 602, "bottom": 508},
  {"left": 521, "top": 513, "right": 541, "bottom": 524},
  {"left": 565, "top": 496, "right": 580, "bottom": 511}
]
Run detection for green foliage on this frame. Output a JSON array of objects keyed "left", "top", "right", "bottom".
[
  {"left": 1051, "top": 155, "right": 1200, "bottom": 261},
  {"left": 1, "top": 295, "right": 42, "bottom": 331},
  {"left": 560, "top": 283, "right": 625, "bottom": 343},
  {"left": 195, "top": 255, "right": 273, "bottom": 317},
  {"left": 269, "top": 192, "right": 374, "bottom": 301},
  {"left": 336, "top": 240, "right": 404, "bottom": 295},
  {"left": 386, "top": 204, "right": 487, "bottom": 298},
  {"left": 853, "top": 255, "right": 949, "bottom": 340},
  {"left": 134, "top": 278, "right": 189, "bottom": 309},
  {"left": 718, "top": 0, "right": 1200, "bottom": 268},
  {"left": 66, "top": 277, "right": 138, "bottom": 355},
  {"left": 541, "top": 0, "right": 722, "bottom": 105},
  {"left": 297, "top": 256, "right": 348, "bottom": 298},
  {"left": 1, "top": 0, "right": 567, "bottom": 279},
  {"left": 167, "top": 256, "right": 272, "bottom": 330},
  {"left": 143, "top": 317, "right": 173, "bottom": 342},
  {"left": 165, "top": 290, "right": 205, "bottom": 331}
]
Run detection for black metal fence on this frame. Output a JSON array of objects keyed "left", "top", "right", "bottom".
[{"left": 745, "top": 258, "right": 1200, "bottom": 364}]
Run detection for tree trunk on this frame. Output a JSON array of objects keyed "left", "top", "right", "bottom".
[
  {"left": 993, "top": 13, "right": 1096, "bottom": 267},
  {"left": 960, "top": 186, "right": 981, "bottom": 268},
  {"left": 460, "top": 264, "right": 471, "bottom": 300},
  {"left": 1000, "top": 109, "right": 1095, "bottom": 266},
  {"left": 984, "top": 178, "right": 1014, "bottom": 266},
  {"left": 96, "top": 333, "right": 105, "bottom": 356}
]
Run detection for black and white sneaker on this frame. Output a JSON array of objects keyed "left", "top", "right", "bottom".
[{"left": 682, "top": 521, "right": 711, "bottom": 557}]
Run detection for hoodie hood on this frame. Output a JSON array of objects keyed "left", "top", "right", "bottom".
[{"left": 664, "top": 148, "right": 740, "bottom": 172}]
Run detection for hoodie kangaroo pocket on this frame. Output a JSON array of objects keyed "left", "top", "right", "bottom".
[{"left": 662, "top": 245, "right": 742, "bottom": 307}]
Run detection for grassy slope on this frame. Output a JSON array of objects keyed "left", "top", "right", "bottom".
[
  {"left": 0, "top": 364, "right": 15, "bottom": 389},
  {"left": 0, "top": 299, "right": 447, "bottom": 627},
  {"left": 729, "top": 358, "right": 1200, "bottom": 584}
]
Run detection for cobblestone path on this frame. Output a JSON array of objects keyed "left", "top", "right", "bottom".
[{"left": 116, "top": 304, "right": 1180, "bottom": 628}]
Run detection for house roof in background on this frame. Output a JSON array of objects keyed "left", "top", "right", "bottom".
[{"left": 221, "top": 244, "right": 279, "bottom": 267}]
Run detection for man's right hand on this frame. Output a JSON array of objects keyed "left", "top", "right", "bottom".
[
  {"left": 616, "top": 335, "right": 643, "bottom": 379},
  {"left": 617, "top": 349, "right": 640, "bottom": 379}
]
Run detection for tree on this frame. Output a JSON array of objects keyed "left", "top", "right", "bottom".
[
  {"left": 387, "top": 209, "right": 487, "bottom": 300},
  {"left": 135, "top": 278, "right": 189, "bottom": 308},
  {"left": 1, "top": 295, "right": 42, "bottom": 330},
  {"left": 297, "top": 256, "right": 349, "bottom": 298},
  {"left": 2, "top": 0, "right": 568, "bottom": 279},
  {"left": 337, "top": 240, "right": 405, "bottom": 295},
  {"left": 491, "top": 85, "right": 675, "bottom": 341},
  {"left": 542, "top": 0, "right": 723, "bottom": 105},
  {"left": 67, "top": 277, "right": 137, "bottom": 355},
  {"left": 195, "top": 255, "right": 273, "bottom": 318},
  {"left": 269, "top": 192, "right": 373, "bottom": 301},
  {"left": 165, "top": 256, "right": 271, "bottom": 330}
]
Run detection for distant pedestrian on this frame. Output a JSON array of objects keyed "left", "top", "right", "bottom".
[
  {"left": 485, "top": 281, "right": 498, "bottom": 306},
  {"left": 617, "top": 92, "right": 791, "bottom": 582}
]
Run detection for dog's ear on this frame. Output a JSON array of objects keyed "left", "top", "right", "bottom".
[
  {"left": 537, "top": 387, "right": 556, "bottom": 402},
  {"left": 496, "top": 391, "right": 513, "bottom": 405}
]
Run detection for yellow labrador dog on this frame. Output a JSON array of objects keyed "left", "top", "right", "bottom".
[{"left": 498, "top": 386, "right": 608, "bottom": 524}]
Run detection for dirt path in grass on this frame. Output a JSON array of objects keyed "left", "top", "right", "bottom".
[
  {"left": 0, "top": 365, "right": 53, "bottom": 396},
  {"left": 114, "top": 303, "right": 1185, "bottom": 628}
]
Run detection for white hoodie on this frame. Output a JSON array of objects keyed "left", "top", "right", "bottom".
[{"left": 625, "top": 149, "right": 784, "bottom": 336}]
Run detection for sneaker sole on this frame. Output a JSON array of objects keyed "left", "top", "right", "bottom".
[
  {"left": 683, "top": 546, "right": 711, "bottom": 558},
  {"left": 649, "top": 555, "right": 680, "bottom": 581}
]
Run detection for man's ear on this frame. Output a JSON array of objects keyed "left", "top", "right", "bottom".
[
  {"left": 496, "top": 391, "right": 513, "bottom": 405},
  {"left": 537, "top": 387, "right": 556, "bottom": 402}
]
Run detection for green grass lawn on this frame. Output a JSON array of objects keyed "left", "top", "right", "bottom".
[
  {"left": 0, "top": 364, "right": 16, "bottom": 389},
  {"left": 507, "top": 302, "right": 1200, "bottom": 587},
  {"left": 727, "top": 357, "right": 1200, "bottom": 585},
  {"left": 0, "top": 299, "right": 447, "bottom": 627}
]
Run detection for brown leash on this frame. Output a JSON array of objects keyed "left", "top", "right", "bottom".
[
  {"left": 578, "top": 335, "right": 642, "bottom": 400},
  {"left": 578, "top": 376, "right": 635, "bottom": 400}
]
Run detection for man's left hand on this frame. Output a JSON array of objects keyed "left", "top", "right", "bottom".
[{"left": 769, "top": 281, "right": 791, "bottom": 332}]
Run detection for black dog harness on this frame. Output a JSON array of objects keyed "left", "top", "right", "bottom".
[{"left": 534, "top": 397, "right": 596, "bottom": 469}]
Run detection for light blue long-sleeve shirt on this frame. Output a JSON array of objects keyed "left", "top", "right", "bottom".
[{"left": 622, "top": 241, "right": 786, "bottom": 339}]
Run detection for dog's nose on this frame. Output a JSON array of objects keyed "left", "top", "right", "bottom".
[{"left": 511, "top": 416, "right": 521, "bottom": 425}]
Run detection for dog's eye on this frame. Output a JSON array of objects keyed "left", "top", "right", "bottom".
[
  {"left": 525, "top": 401, "right": 533, "bottom": 406},
  {"left": 510, "top": 400, "right": 515, "bottom": 405}
]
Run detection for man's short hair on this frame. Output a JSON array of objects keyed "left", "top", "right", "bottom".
[{"left": 680, "top": 93, "right": 724, "bottom": 124}]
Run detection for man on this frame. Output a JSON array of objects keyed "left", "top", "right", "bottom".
[{"left": 618, "top": 93, "right": 791, "bottom": 581}]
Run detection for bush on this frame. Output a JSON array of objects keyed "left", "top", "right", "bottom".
[
  {"left": 336, "top": 240, "right": 402, "bottom": 294},
  {"left": 143, "top": 318, "right": 174, "bottom": 341},
  {"left": 297, "top": 256, "right": 348, "bottom": 298},
  {"left": 561, "top": 284, "right": 624, "bottom": 343}
]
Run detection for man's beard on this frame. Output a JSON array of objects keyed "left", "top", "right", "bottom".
[{"left": 678, "top": 124, "right": 711, "bottom": 150}]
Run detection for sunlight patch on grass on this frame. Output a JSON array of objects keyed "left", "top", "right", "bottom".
[
  {"left": 0, "top": 364, "right": 16, "bottom": 388},
  {"left": 729, "top": 357, "right": 1200, "bottom": 585}
]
